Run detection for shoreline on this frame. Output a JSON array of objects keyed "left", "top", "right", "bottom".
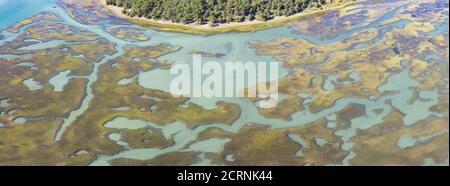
[{"left": 99, "top": 0, "right": 358, "bottom": 35}]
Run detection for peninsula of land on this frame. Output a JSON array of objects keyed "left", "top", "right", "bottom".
[{"left": 101, "top": 0, "right": 357, "bottom": 34}]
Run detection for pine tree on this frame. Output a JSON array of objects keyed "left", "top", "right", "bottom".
[{"left": 108, "top": 0, "right": 351, "bottom": 24}]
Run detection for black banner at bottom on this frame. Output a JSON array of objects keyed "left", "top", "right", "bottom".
[{"left": 0, "top": 166, "right": 448, "bottom": 185}]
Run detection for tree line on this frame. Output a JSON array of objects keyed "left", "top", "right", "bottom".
[{"left": 106, "top": 0, "right": 349, "bottom": 25}]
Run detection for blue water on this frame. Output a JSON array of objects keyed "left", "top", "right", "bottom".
[
  {"left": 0, "top": 0, "right": 56, "bottom": 29},
  {"left": 48, "top": 70, "right": 72, "bottom": 92}
]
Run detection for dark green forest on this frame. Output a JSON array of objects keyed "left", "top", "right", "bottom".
[{"left": 106, "top": 0, "right": 350, "bottom": 25}]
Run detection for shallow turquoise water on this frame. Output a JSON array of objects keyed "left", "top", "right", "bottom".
[
  {"left": 18, "top": 39, "right": 66, "bottom": 50},
  {"left": 0, "top": 0, "right": 56, "bottom": 29},
  {"left": 397, "top": 135, "right": 416, "bottom": 149},
  {"left": 188, "top": 138, "right": 231, "bottom": 153},
  {"left": 48, "top": 70, "right": 72, "bottom": 92},
  {"left": 22, "top": 77, "right": 43, "bottom": 91}
]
